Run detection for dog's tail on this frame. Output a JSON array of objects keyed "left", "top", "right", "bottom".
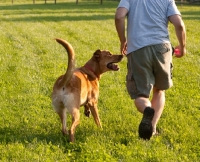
[{"left": 55, "top": 38, "right": 75, "bottom": 87}]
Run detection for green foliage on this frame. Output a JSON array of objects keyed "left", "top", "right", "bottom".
[{"left": 0, "top": 1, "right": 199, "bottom": 161}]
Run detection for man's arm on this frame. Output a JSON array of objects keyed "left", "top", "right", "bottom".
[
  {"left": 115, "top": 7, "right": 128, "bottom": 54},
  {"left": 169, "top": 15, "right": 186, "bottom": 57}
]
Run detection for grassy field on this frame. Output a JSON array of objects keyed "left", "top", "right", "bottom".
[{"left": 0, "top": 0, "right": 200, "bottom": 161}]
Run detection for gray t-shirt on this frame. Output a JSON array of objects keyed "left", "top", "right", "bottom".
[{"left": 117, "top": 0, "right": 181, "bottom": 54}]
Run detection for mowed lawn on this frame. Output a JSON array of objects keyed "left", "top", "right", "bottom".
[{"left": 0, "top": 0, "right": 199, "bottom": 161}]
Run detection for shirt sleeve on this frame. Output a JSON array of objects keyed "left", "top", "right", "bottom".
[
  {"left": 117, "top": 0, "right": 130, "bottom": 11},
  {"left": 167, "top": 0, "right": 181, "bottom": 17}
]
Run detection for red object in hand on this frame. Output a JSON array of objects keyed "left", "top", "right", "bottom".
[{"left": 174, "top": 48, "right": 180, "bottom": 56}]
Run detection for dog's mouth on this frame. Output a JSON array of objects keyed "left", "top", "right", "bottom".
[{"left": 107, "top": 62, "right": 120, "bottom": 71}]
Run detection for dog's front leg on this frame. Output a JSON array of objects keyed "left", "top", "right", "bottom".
[
  {"left": 88, "top": 102, "right": 102, "bottom": 128},
  {"left": 69, "top": 108, "right": 80, "bottom": 142}
]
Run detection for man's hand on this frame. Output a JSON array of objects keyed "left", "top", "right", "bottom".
[
  {"left": 121, "top": 41, "right": 127, "bottom": 55},
  {"left": 174, "top": 45, "right": 186, "bottom": 58}
]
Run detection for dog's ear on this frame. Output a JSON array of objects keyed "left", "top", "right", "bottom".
[{"left": 93, "top": 49, "right": 101, "bottom": 62}]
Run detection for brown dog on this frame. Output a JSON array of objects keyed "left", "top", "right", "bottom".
[{"left": 52, "top": 38, "right": 123, "bottom": 142}]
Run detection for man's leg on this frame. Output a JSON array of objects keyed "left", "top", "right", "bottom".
[
  {"left": 134, "top": 87, "right": 165, "bottom": 137},
  {"left": 134, "top": 97, "right": 151, "bottom": 113},
  {"left": 151, "top": 87, "right": 165, "bottom": 134},
  {"left": 135, "top": 97, "right": 154, "bottom": 140}
]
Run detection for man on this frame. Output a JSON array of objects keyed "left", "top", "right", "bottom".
[{"left": 115, "top": 0, "right": 186, "bottom": 140}]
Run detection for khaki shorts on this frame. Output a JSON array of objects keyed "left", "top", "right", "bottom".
[{"left": 126, "top": 43, "right": 173, "bottom": 99}]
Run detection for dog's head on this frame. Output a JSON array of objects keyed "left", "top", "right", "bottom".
[{"left": 92, "top": 49, "right": 123, "bottom": 74}]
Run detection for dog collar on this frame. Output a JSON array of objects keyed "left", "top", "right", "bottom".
[{"left": 84, "top": 63, "right": 99, "bottom": 79}]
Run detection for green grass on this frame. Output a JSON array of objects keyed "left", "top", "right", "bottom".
[{"left": 0, "top": 0, "right": 200, "bottom": 161}]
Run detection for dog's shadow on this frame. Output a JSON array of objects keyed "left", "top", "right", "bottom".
[{"left": 0, "top": 118, "right": 97, "bottom": 146}]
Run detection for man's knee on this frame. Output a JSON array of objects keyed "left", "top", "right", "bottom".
[{"left": 153, "top": 87, "right": 165, "bottom": 93}]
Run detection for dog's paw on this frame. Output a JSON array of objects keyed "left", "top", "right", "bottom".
[
  {"left": 84, "top": 110, "right": 91, "bottom": 117},
  {"left": 61, "top": 129, "right": 68, "bottom": 136}
]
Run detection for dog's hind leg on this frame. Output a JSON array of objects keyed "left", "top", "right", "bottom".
[
  {"left": 84, "top": 104, "right": 91, "bottom": 117},
  {"left": 57, "top": 108, "right": 68, "bottom": 135},
  {"left": 89, "top": 103, "right": 102, "bottom": 128},
  {"left": 69, "top": 108, "right": 80, "bottom": 142}
]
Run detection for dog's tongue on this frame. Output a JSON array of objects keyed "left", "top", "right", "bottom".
[
  {"left": 112, "top": 64, "right": 119, "bottom": 71},
  {"left": 107, "top": 63, "right": 119, "bottom": 71}
]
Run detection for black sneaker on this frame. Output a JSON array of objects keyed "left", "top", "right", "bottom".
[{"left": 138, "top": 107, "right": 155, "bottom": 140}]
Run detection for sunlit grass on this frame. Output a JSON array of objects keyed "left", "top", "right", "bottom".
[{"left": 0, "top": 1, "right": 199, "bottom": 161}]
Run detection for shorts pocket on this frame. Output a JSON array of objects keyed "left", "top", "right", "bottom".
[
  {"left": 170, "top": 62, "right": 173, "bottom": 79},
  {"left": 126, "top": 72, "right": 137, "bottom": 98},
  {"left": 155, "top": 43, "right": 170, "bottom": 55}
]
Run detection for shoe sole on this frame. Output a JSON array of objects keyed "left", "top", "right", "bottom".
[{"left": 138, "top": 107, "right": 155, "bottom": 140}]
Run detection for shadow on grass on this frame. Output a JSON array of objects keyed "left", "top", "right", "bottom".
[
  {"left": 4, "top": 15, "right": 115, "bottom": 22},
  {"left": 182, "top": 10, "right": 200, "bottom": 20},
  {"left": 0, "top": 123, "right": 96, "bottom": 146},
  {"left": 2, "top": 3, "right": 200, "bottom": 21},
  {"left": 0, "top": 2, "right": 116, "bottom": 22}
]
